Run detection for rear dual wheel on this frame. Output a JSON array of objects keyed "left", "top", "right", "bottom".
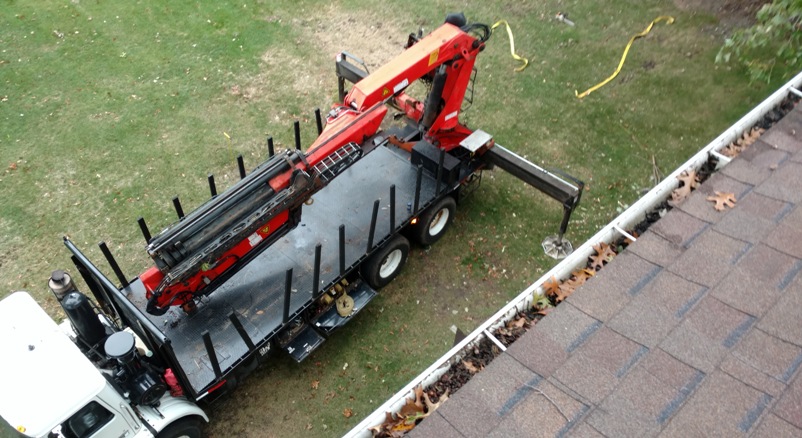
[
  {"left": 361, "top": 235, "right": 410, "bottom": 289},
  {"left": 408, "top": 196, "right": 456, "bottom": 246}
]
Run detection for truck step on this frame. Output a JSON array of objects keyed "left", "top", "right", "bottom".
[
  {"left": 284, "top": 325, "right": 326, "bottom": 363},
  {"left": 313, "top": 282, "right": 378, "bottom": 334}
]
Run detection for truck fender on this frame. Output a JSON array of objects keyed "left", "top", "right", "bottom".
[{"left": 139, "top": 394, "right": 208, "bottom": 434}]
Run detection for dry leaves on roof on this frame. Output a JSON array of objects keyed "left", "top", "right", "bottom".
[
  {"left": 721, "top": 127, "right": 765, "bottom": 157},
  {"left": 590, "top": 242, "right": 617, "bottom": 270},
  {"left": 370, "top": 385, "right": 450, "bottom": 437},
  {"left": 542, "top": 242, "right": 616, "bottom": 304},
  {"left": 707, "top": 191, "right": 737, "bottom": 211},
  {"left": 670, "top": 170, "right": 699, "bottom": 206}
]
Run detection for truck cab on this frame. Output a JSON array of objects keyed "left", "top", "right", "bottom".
[{"left": 0, "top": 292, "right": 207, "bottom": 438}]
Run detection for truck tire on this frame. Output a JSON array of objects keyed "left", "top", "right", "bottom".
[
  {"left": 156, "top": 416, "right": 203, "bottom": 438},
  {"left": 361, "top": 235, "right": 410, "bottom": 289},
  {"left": 408, "top": 196, "right": 456, "bottom": 246}
]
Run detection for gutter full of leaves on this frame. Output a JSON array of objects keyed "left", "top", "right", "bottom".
[{"left": 345, "top": 69, "right": 802, "bottom": 438}]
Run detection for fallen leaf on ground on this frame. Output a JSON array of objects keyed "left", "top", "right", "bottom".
[
  {"left": 311, "top": 380, "right": 319, "bottom": 390},
  {"left": 707, "top": 191, "right": 737, "bottom": 211},
  {"left": 343, "top": 408, "right": 353, "bottom": 418},
  {"left": 7, "top": 162, "right": 17, "bottom": 171}
]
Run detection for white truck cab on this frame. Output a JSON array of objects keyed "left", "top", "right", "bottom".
[{"left": 0, "top": 292, "right": 207, "bottom": 438}]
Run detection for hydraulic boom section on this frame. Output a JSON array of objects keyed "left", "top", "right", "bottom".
[
  {"left": 140, "top": 143, "right": 363, "bottom": 315},
  {"left": 136, "top": 13, "right": 584, "bottom": 316}
]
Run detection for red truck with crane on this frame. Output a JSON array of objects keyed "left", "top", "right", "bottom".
[{"left": 0, "top": 14, "right": 582, "bottom": 437}]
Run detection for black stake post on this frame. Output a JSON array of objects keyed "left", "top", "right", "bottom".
[
  {"left": 98, "top": 241, "right": 129, "bottom": 288},
  {"left": 367, "top": 199, "right": 380, "bottom": 252},
  {"left": 237, "top": 154, "right": 246, "bottom": 179},
  {"left": 312, "top": 244, "right": 321, "bottom": 297},
  {"left": 282, "top": 268, "right": 293, "bottom": 324},
  {"left": 267, "top": 136, "right": 275, "bottom": 158},
  {"left": 208, "top": 174, "right": 217, "bottom": 198},
  {"left": 390, "top": 185, "right": 396, "bottom": 231},
  {"left": 294, "top": 120, "right": 302, "bottom": 152},
  {"left": 435, "top": 148, "right": 445, "bottom": 195},
  {"left": 413, "top": 165, "right": 423, "bottom": 213},
  {"left": 202, "top": 331, "right": 222, "bottom": 378},
  {"left": 339, "top": 225, "right": 346, "bottom": 275},
  {"left": 137, "top": 217, "right": 152, "bottom": 244},
  {"left": 172, "top": 196, "right": 185, "bottom": 220},
  {"left": 315, "top": 108, "right": 323, "bottom": 135},
  {"left": 229, "top": 312, "right": 255, "bottom": 350}
]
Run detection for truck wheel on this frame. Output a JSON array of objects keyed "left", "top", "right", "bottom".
[
  {"left": 409, "top": 196, "right": 456, "bottom": 246},
  {"left": 156, "top": 416, "right": 203, "bottom": 438},
  {"left": 361, "top": 235, "right": 409, "bottom": 289}
]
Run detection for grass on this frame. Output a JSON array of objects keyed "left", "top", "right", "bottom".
[{"left": 0, "top": 0, "right": 794, "bottom": 437}]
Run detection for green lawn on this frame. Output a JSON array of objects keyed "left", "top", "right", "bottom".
[{"left": 0, "top": 1, "right": 792, "bottom": 437}]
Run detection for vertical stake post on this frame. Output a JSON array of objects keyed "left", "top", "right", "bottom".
[
  {"left": 315, "top": 108, "right": 323, "bottom": 135},
  {"left": 283, "top": 268, "right": 293, "bottom": 324},
  {"left": 202, "top": 331, "right": 222, "bottom": 378},
  {"left": 339, "top": 225, "right": 346, "bottom": 275},
  {"left": 413, "top": 165, "right": 423, "bottom": 213},
  {"left": 172, "top": 196, "right": 185, "bottom": 220},
  {"left": 98, "top": 241, "right": 129, "bottom": 288},
  {"left": 208, "top": 174, "right": 217, "bottom": 198},
  {"left": 237, "top": 154, "right": 246, "bottom": 179},
  {"left": 367, "top": 199, "right": 380, "bottom": 252},
  {"left": 312, "top": 244, "right": 321, "bottom": 297},
  {"left": 390, "top": 185, "right": 396, "bottom": 231},
  {"left": 294, "top": 121, "right": 302, "bottom": 152},
  {"left": 267, "top": 136, "right": 275, "bottom": 158},
  {"left": 137, "top": 217, "right": 152, "bottom": 244},
  {"left": 229, "top": 313, "right": 255, "bottom": 350}
]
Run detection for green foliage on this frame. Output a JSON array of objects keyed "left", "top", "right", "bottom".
[{"left": 717, "top": 0, "right": 802, "bottom": 82}]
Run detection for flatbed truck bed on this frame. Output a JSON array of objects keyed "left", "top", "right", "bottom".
[{"left": 70, "top": 140, "right": 449, "bottom": 399}]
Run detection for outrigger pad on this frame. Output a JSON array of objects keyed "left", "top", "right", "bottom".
[{"left": 542, "top": 235, "right": 573, "bottom": 259}]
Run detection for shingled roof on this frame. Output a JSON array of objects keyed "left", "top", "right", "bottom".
[{"left": 408, "top": 103, "right": 802, "bottom": 437}]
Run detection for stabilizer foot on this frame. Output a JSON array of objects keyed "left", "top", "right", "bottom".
[{"left": 542, "top": 235, "right": 573, "bottom": 259}]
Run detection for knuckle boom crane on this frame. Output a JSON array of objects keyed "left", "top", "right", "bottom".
[
  {"left": 139, "top": 13, "right": 582, "bottom": 316},
  {"left": 0, "top": 16, "right": 587, "bottom": 434}
]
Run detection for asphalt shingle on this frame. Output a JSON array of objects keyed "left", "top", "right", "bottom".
[{"left": 410, "top": 98, "right": 802, "bottom": 438}]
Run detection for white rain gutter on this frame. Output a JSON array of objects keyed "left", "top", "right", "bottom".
[{"left": 344, "top": 70, "right": 802, "bottom": 438}]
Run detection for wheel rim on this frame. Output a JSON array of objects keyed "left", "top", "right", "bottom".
[
  {"left": 428, "top": 208, "right": 450, "bottom": 236},
  {"left": 379, "top": 249, "right": 403, "bottom": 278}
]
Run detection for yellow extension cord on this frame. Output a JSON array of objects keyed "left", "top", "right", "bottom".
[
  {"left": 492, "top": 20, "right": 529, "bottom": 72},
  {"left": 575, "top": 16, "right": 675, "bottom": 99}
]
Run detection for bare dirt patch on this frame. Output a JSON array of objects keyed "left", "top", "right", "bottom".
[
  {"left": 234, "top": 6, "right": 413, "bottom": 120},
  {"left": 673, "top": 0, "right": 770, "bottom": 28},
  {"left": 297, "top": 5, "right": 410, "bottom": 72}
]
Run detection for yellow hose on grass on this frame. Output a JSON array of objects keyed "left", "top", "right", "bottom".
[{"left": 576, "top": 16, "right": 675, "bottom": 99}]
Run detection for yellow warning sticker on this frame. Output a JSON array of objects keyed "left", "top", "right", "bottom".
[
  {"left": 261, "top": 225, "right": 271, "bottom": 235},
  {"left": 382, "top": 87, "right": 391, "bottom": 97},
  {"left": 428, "top": 48, "right": 439, "bottom": 66}
]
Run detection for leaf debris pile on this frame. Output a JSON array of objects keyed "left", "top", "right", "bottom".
[
  {"left": 542, "top": 242, "right": 617, "bottom": 304},
  {"left": 369, "top": 385, "right": 450, "bottom": 437},
  {"left": 669, "top": 170, "right": 699, "bottom": 206},
  {"left": 721, "top": 127, "right": 765, "bottom": 157}
]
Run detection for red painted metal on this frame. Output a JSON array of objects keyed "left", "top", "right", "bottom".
[{"left": 142, "top": 21, "right": 484, "bottom": 312}]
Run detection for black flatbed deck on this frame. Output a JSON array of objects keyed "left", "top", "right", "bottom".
[{"left": 125, "top": 144, "right": 440, "bottom": 394}]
